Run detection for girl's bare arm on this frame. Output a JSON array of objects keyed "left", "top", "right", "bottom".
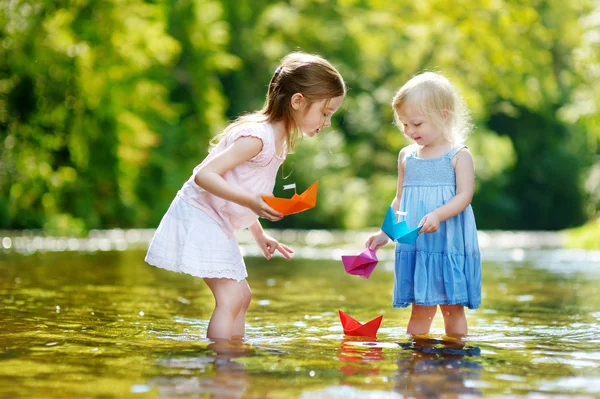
[
  {"left": 432, "top": 148, "right": 475, "bottom": 222},
  {"left": 194, "top": 137, "right": 283, "bottom": 221}
]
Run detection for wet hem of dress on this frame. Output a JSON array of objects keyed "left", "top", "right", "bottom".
[
  {"left": 145, "top": 254, "right": 247, "bottom": 282},
  {"left": 393, "top": 299, "right": 480, "bottom": 309}
]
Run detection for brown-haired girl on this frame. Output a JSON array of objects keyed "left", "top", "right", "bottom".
[{"left": 145, "top": 52, "right": 346, "bottom": 341}]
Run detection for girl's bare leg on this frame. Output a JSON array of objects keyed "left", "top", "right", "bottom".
[
  {"left": 440, "top": 304, "right": 468, "bottom": 337},
  {"left": 407, "top": 304, "right": 437, "bottom": 335},
  {"left": 203, "top": 278, "right": 244, "bottom": 340},
  {"left": 232, "top": 280, "right": 252, "bottom": 339}
]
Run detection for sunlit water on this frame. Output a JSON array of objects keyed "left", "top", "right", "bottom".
[{"left": 1, "top": 232, "right": 599, "bottom": 398}]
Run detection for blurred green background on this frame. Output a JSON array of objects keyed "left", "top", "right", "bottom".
[{"left": 1, "top": 0, "right": 599, "bottom": 239}]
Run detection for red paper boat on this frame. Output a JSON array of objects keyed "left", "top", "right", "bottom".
[
  {"left": 261, "top": 181, "right": 319, "bottom": 216},
  {"left": 338, "top": 310, "right": 383, "bottom": 338}
]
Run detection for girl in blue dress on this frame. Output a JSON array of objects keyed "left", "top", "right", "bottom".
[{"left": 366, "top": 72, "right": 481, "bottom": 337}]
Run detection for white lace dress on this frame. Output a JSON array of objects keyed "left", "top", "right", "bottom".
[
  {"left": 145, "top": 121, "right": 284, "bottom": 281},
  {"left": 145, "top": 196, "right": 248, "bottom": 281}
]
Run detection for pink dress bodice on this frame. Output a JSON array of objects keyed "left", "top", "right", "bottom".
[{"left": 177, "top": 121, "right": 285, "bottom": 236}]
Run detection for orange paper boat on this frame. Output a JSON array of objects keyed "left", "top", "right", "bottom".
[
  {"left": 261, "top": 181, "right": 319, "bottom": 216},
  {"left": 338, "top": 310, "right": 383, "bottom": 338}
]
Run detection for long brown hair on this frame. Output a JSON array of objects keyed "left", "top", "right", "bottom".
[{"left": 212, "top": 52, "right": 346, "bottom": 151}]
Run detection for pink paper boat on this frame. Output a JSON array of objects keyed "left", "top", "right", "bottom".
[
  {"left": 341, "top": 248, "right": 378, "bottom": 279},
  {"left": 338, "top": 310, "right": 383, "bottom": 338}
]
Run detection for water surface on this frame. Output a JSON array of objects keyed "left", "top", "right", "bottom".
[{"left": 1, "top": 242, "right": 599, "bottom": 398}]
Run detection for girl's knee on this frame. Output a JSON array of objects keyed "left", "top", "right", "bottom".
[
  {"left": 440, "top": 304, "right": 465, "bottom": 318},
  {"left": 237, "top": 281, "right": 252, "bottom": 310},
  {"left": 217, "top": 294, "right": 244, "bottom": 315},
  {"left": 411, "top": 304, "right": 437, "bottom": 319},
  {"left": 440, "top": 304, "right": 464, "bottom": 312},
  {"left": 240, "top": 288, "right": 252, "bottom": 311}
]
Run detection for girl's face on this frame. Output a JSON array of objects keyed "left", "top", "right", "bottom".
[
  {"left": 293, "top": 95, "right": 344, "bottom": 137},
  {"left": 397, "top": 105, "right": 445, "bottom": 147}
]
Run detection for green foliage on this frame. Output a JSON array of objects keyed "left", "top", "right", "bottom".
[
  {"left": 1, "top": 0, "right": 599, "bottom": 232},
  {"left": 1, "top": 0, "right": 182, "bottom": 232},
  {"left": 565, "top": 218, "right": 600, "bottom": 250}
]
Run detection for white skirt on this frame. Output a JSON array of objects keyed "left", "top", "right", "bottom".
[{"left": 145, "top": 195, "right": 247, "bottom": 282}]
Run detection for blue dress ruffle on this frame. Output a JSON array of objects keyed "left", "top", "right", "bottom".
[{"left": 393, "top": 145, "right": 482, "bottom": 309}]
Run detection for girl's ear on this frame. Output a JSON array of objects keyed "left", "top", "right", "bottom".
[
  {"left": 441, "top": 108, "right": 450, "bottom": 121},
  {"left": 290, "top": 93, "right": 304, "bottom": 110}
]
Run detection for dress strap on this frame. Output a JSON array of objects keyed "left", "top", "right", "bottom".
[
  {"left": 398, "top": 144, "right": 417, "bottom": 167},
  {"left": 446, "top": 144, "right": 467, "bottom": 159},
  {"left": 408, "top": 144, "right": 419, "bottom": 157}
]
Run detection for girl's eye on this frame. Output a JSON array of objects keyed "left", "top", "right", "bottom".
[{"left": 415, "top": 123, "right": 422, "bottom": 127}]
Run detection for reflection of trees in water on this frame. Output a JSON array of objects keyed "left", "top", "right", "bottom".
[
  {"left": 394, "top": 338, "right": 482, "bottom": 398},
  {"left": 151, "top": 341, "right": 249, "bottom": 399}
]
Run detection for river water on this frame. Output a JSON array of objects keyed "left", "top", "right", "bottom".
[{"left": 1, "top": 230, "right": 599, "bottom": 398}]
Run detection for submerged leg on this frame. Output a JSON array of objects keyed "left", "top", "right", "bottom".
[
  {"left": 232, "top": 280, "right": 252, "bottom": 339},
  {"left": 407, "top": 304, "right": 437, "bottom": 335},
  {"left": 440, "top": 304, "right": 467, "bottom": 337},
  {"left": 203, "top": 278, "right": 244, "bottom": 340}
]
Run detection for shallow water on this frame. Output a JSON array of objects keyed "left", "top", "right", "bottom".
[{"left": 1, "top": 244, "right": 599, "bottom": 398}]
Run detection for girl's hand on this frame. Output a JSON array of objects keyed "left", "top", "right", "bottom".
[
  {"left": 254, "top": 233, "right": 294, "bottom": 260},
  {"left": 249, "top": 195, "right": 284, "bottom": 222},
  {"left": 366, "top": 231, "right": 390, "bottom": 251},
  {"left": 418, "top": 211, "right": 440, "bottom": 234}
]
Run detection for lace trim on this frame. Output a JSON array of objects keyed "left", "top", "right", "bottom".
[{"left": 145, "top": 254, "right": 247, "bottom": 282}]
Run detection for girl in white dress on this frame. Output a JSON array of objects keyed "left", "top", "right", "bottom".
[{"left": 145, "top": 52, "right": 346, "bottom": 340}]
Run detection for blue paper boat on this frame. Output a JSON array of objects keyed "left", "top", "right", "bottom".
[{"left": 381, "top": 206, "right": 420, "bottom": 244}]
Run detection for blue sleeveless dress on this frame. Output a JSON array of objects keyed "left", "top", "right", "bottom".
[{"left": 393, "top": 145, "right": 481, "bottom": 309}]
